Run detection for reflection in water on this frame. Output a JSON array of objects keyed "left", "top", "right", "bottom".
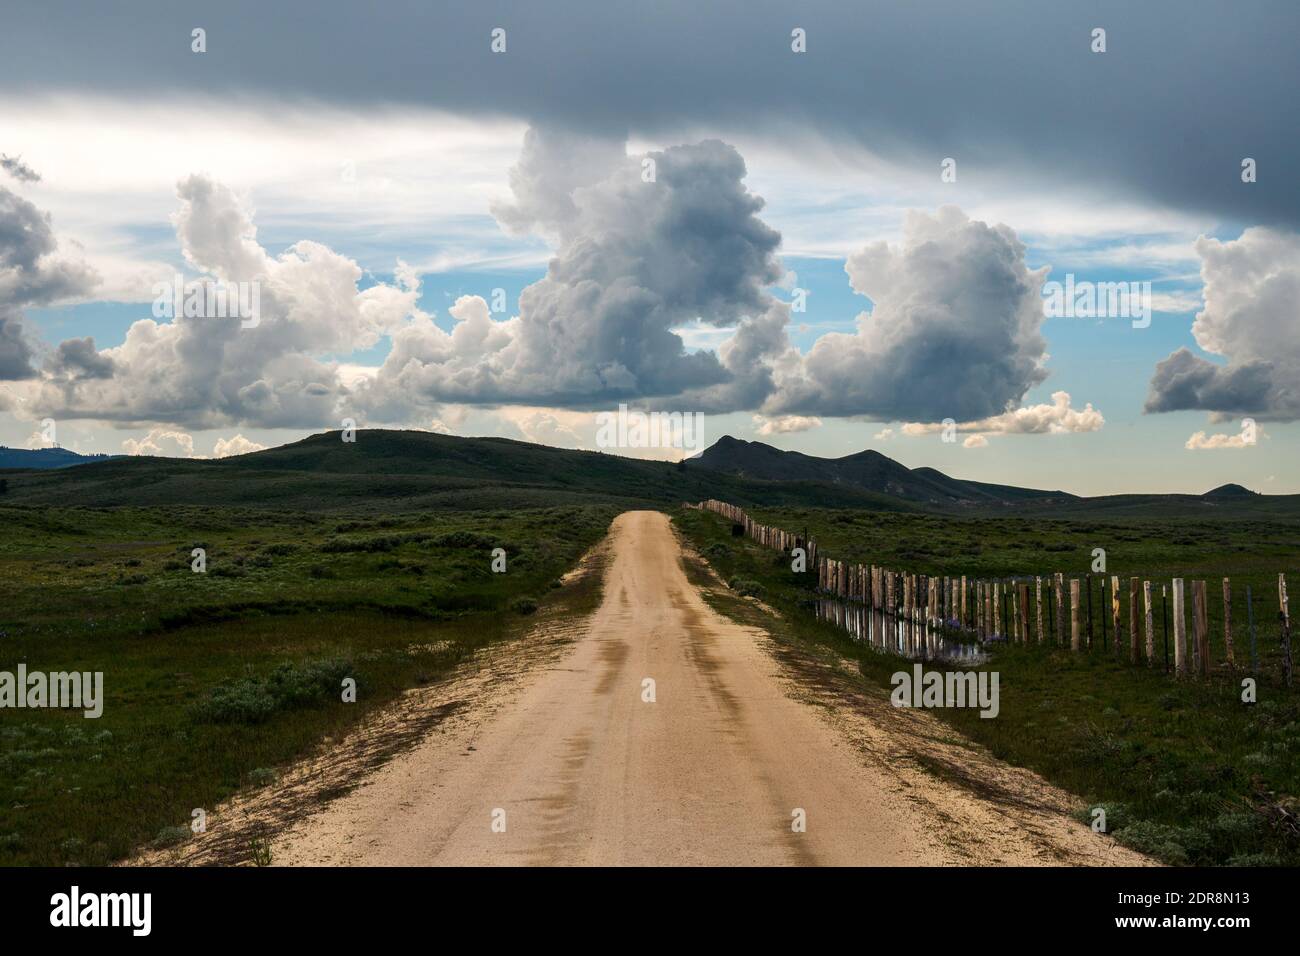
[{"left": 813, "top": 599, "right": 988, "bottom": 664}]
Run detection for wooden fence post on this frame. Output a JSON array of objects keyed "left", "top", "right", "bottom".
[
  {"left": 1035, "top": 576, "right": 1043, "bottom": 643},
  {"left": 1101, "top": 575, "right": 1108, "bottom": 650},
  {"left": 1281, "top": 574, "right": 1292, "bottom": 688},
  {"left": 1021, "top": 584, "right": 1031, "bottom": 642},
  {"left": 1143, "top": 580, "right": 1155, "bottom": 665},
  {"left": 1223, "top": 578, "right": 1234, "bottom": 666},
  {"left": 1173, "top": 578, "right": 1187, "bottom": 675},
  {"left": 1162, "top": 584, "right": 1169, "bottom": 673},
  {"left": 1193, "top": 580, "right": 1210, "bottom": 678},
  {"left": 1110, "top": 575, "right": 1121, "bottom": 659},
  {"left": 1011, "top": 581, "right": 1019, "bottom": 642},
  {"left": 1129, "top": 577, "right": 1140, "bottom": 665},
  {"left": 1055, "top": 572, "right": 1065, "bottom": 646},
  {"left": 1070, "top": 578, "right": 1081, "bottom": 651},
  {"left": 1086, "top": 573, "right": 1093, "bottom": 647}
]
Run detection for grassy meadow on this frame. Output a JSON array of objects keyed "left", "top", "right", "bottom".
[
  {"left": 0, "top": 502, "right": 616, "bottom": 866},
  {"left": 675, "top": 506, "right": 1300, "bottom": 866}
]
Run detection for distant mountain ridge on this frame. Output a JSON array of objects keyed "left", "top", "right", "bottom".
[
  {"left": 685, "top": 435, "right": 1074, "bottom": 505},
  {"left": 0, "top": 446, "right": 118, "bottom": 470},
  {"left": 0, "top": 431, "right": 1287, "bottom": 517}
]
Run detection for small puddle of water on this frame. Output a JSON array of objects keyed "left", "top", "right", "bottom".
[{"left": 813, "top": 599, "right": 989, "bottom": 664}]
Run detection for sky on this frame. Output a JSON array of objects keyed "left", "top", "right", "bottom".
[{"left": 0, "top": 0, "right": 1297, "bottom": 495}]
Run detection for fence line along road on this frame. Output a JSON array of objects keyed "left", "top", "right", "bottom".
[{"left": 692, "top": 499, "right": 1294, "bottom": 686}]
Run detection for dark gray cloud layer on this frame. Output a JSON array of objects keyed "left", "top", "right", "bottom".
[
  {"left": 2, "top": 1, "right": 1297, "bottom": 227},
  {"left": 1145, "top": 348, "right": 1280, "bottom": 418}
]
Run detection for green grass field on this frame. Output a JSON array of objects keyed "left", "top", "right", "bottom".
[
  {"left": 0, "top": 503, "right": 616, "bottom": 866},
  {"left": 675, "top": 506, "right": 1300, "bottom": 866}
]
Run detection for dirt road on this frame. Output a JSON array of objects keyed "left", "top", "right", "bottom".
[{"left": 240, "top": 510, "right": 1145, "bottom": 867}]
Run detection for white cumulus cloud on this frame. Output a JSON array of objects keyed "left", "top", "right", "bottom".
[
  {"left": 1146, "top": 227, "right": 1300, "bottom": 421},
  {"left": 212, "top": 433, "right": 266, "bottom": 458},
  {"left": 901, "top": 391, "right": 1103, "bottom": 436},
  {"left": 752, "top": 413, "right": 821, "bottom": 435}
]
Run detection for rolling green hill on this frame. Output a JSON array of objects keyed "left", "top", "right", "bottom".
[
  {"left": 0, "top": 430, "right": 915, "bottom": 513},
  {"left": 2, "top": 429, "right": 1295, "bottom": 517}
]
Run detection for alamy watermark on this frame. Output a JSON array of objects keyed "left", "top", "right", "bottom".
[
  {"left": 891, "top": 663, "right": 999, "bottom": 718},
  {"left": 595, "top": 404, "right": 705, "bottom": 452},
  {"left": 0, "top": 666, "right": 103, "bottom": 718},
  {"left": 152, "top": 274, "right": 261, "bottom": 329},
  {"left": 50, "top": 886, "right": 150, "bottom": 936},
  {"left": 1042, "top": 274, "right": 1151, "bottom": 328}
]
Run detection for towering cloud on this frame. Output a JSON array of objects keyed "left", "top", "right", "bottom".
[
  {"left": 26, "top": 132, "right": 1093, "bottom": 437},
  {"left": 1145, "top": 227, "right": 1300, "bottom": 421},
  {"left": 362, "top": 131, "right": 788, "bottom": 414},
  {"left": 33, "top": 175, "right": 420, "bottom": 428},
  {"left": 767, "top": 206, "right": 1050, "bottom": 422}
]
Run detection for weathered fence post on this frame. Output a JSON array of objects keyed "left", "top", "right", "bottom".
[
  {"left": 1280, "top": 573, "right": 1292, "bottom": 688},
  {"left": 986, "top": 583, "right": 993, "bottom": 640},
  {"left": 1173, "top": 578, "right": 1187, "bottom": 675},
  {"left": 1019, "top": 584, "right": 1030, "bottom": 643},
  {"left": 1086, "top": 573, "right": 1093, "bottom": 647},
  {"left": 1223, "top": 578, "right": 1234, "bottom": 666},
  {"left": 1035, "top": 576, "right": 1043, "bottom": 643},
  {"left": 1161, "top": 584, "right": 1169, "bottom": 673},
  {"left": 1010, "top": 581, "right": 1019, "bottom": 642},
  {"left": 978, "top": 581, "right": 985, "bottom": 638},
  {"left": 1006, "top": 581, "right": 1013, "bottom": 640},
  {"left": 1055, "top": 572, "right": 1065, "bottom": 646},
  {"left": 1110, "top": 575, "right": 1121, "bottom": 660},
  {"left": 1047, "top": 580, "right": 1055, "bottom": 643},
  {"left": 1070, "top": 578, "right": 1081, "bottom": 651},
  {"left": 1193, "top": 580, "right": 1210, "bottom": 679},
  {"left": 1129, "top": 577, "right": 1140, "bottom": 665},
  {"left": 1143, "top": 580, "right": 1155, "bottom": 665},
  {"left": 1101, "top": 575, "right": 1109, "bottom": 651}
]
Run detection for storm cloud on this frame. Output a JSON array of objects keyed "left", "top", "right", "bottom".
[
  {"left": 362, "top": 132, "right": 787, "bottom": 413},
  {"left": 1145, "top": 227, "right": 1300, "bottom": 421},
  {"left": 1, "top": 1, "right": 1294, "bottom": 229}
]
